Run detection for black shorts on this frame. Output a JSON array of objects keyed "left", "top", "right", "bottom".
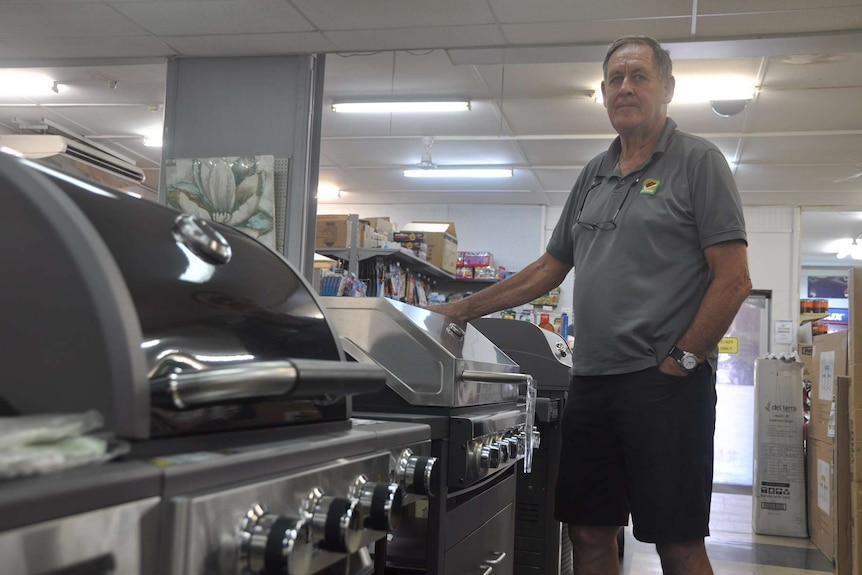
[{"left": 553, "top": 364, "right": 716, "bottom": 544}]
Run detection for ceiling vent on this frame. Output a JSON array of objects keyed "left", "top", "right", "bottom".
[{"left": 0, "top": 134, "right": 145, "bottom": 185}]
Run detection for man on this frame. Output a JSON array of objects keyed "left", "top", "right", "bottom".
[{"left": 430, "top": 36, "right": 752, "bottom": 575}]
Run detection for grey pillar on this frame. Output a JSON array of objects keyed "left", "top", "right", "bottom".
[{"left": 159, "top": 54, "right": 324, "bottom": 278}]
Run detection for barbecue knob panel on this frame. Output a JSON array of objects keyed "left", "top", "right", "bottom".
[
  {"left": 480, "top": 444, "right": 501, "bottom": 469},
  {"left": 309, "top": 494, "right": 363, "bottom": 554},
  {"left": 240, "top": 505, "right": 312, "bottom": 575},
  {"left": 353, "top": 477, "right": 405, "bottom": 532},
  {"left": 396, "top": 450, "right": 440, "bottom": 497}
]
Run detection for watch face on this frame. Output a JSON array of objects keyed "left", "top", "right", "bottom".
[{"left": 681, "top": 354, "right": 698, "bottom": 371}]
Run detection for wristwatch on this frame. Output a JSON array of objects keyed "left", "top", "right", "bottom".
[{"left": 668, "top": 345, "right": 699, "bottom": 373}]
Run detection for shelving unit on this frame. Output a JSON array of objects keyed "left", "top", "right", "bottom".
[
  {"left": 316, "top": 214, "right": 455, "bottom": 281},
  {"left": 800, "top": 313, "right": 829, "bottom": 325},
  {"left": 315, "top": 247, "right": 455, "bottom": 281}
]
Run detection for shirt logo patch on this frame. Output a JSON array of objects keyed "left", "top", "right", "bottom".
[{"left": 640, "top": 178, "right": 660, "bottom": 195}]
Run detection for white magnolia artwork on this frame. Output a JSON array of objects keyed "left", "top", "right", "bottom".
[{"left": 166, "top": 156, "right": 276, "bottom": 251}]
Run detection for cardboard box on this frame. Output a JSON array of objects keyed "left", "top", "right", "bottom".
[
  {"left": 809, "top": 331, "right": 848, "bottom": 444},
  {"left": 400, "top": 221, "right": 458, "bottom": 273},
  {"left": 315, "top": 214, "right": 373, "bottom": 248},
  {"left": 752, "top": 358, "right": 807, "bottom": 537},
  {"left": 849, "top": 268, "right": 862, "bottom": 369},
  {"left": 809, "top": 438, "right": 836, "bottom": 560},
  {"left": 365, "top": 217, "right": 395, "bottom": 238},
  {"left": 807, "top": 377, "right": 851, "bottom": 570},
  {"left": 797, "top": 343, "right": 814, "bottom": 382}
]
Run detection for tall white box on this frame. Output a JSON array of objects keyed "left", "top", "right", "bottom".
[{"left": 752, "top": 357, "right": 808, "bottom": 537}]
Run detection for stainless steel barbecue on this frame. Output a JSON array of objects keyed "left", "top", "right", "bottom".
[
  {"left": 0, "top": 151, "right": 439, "bottom": 575},
  {"left": 321, "top": 297, "right": 538, "bottom": 575}
]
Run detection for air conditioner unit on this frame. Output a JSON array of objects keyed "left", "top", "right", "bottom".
[{"left": 0, "top": 134, "right": 146, "bottom": 185}]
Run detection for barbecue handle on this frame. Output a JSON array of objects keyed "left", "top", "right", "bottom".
[
  {"left": 460, "top": 370, "right": 533, "bottom": 386},
  {"left": 150, "top": 358, "right": 387, "bottom": 410}
]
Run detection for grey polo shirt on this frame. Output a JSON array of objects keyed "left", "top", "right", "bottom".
[{"left": 547, "top": 118, "right": 747, "bottom": 376}]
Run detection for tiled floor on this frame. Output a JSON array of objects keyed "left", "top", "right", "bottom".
[{"left": 619, "top": 488, "right": 833, "bottom": 574}]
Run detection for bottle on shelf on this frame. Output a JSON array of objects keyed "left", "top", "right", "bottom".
[{"left": 538, "top": 313, "right": 555, "bottom": 333}]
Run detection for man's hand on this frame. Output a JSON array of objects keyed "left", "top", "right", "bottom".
[
  {"left": 423, "top": 302, "right": 470, "bottom": 323},
  {"left": 659, "top": 355, "right": 689, "bottom": 377}
]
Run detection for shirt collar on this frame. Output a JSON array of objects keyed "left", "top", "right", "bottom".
[{"left": 597, "top": 117, "right": 677, "bottom": 177}]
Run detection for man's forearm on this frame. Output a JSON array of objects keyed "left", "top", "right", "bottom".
[
  {"left": 431, "top": 252, "right": 571, "bottom": 322},
  {"left": 677, "top": 244, "right": 752, "bottom": 358}
]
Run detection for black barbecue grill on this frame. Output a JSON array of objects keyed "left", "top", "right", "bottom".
[{"left": 0, "top": 151, "right": 440, "bottom": 575}]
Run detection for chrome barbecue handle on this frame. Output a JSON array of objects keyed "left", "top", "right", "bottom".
[
  {"left": 149, "top": 353, "right": 386, "bottom": 410},
  {"left": 460, "top": 370, "right": 533, "bottom": 385}
]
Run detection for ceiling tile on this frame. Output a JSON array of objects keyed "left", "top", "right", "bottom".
[
  {"left": 738, "top": 134, "right": 862, "bottom": 166},
  {"left": 0, "top": 3, "right": 147, "bottom": 38},
  {"left": 291, "top": 0, "right": 497, "bottom": 30},
  {"left": 165, "top": 32, "right": 336, "bottom": 56},
  {"left": 490, "top": 0, "right": 692, "bottom": 22},
  {"left": 109, "top": 0, "right": 314, "bottom": 35},
  {"left": 696, "top": 7, "right": 862, "bottom": 37},
  {"left": 734, "top": 164, "right": 860, "bottom": 193},
  {"left": 699, "top": 1, "right": 862, "bottom": 14},
  {"left": 747, "top": 87, "right": 862, "bottom": 132},
  {"left": 764, "top": 53, "right": 862, "bottom": 89},
  {"left": 500, "top": 18, "right": 691, "bottom": 45},
  {"left": 0, "top": 38, "right": 29, "bottom": 59},
  {"left": 324, "top": 25, "right": 506, "bottom": 52},
  {"left": 5, "top": 35, "right": 175, "bottom": 59}
]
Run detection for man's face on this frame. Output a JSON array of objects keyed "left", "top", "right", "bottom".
[{"left": 601, "top": 43, "right": 674, "bottom": 138}]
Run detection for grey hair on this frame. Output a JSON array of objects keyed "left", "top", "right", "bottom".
[{"left": 602, "top": 36, "right": 673, "bottom": 81}]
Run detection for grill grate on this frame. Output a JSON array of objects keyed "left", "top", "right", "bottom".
[
  {"left": 561, "top": 526, "right": 574, "bottom": 575},
  {"left": 273, "top": 157, "right": 289, "bottom": 254}
]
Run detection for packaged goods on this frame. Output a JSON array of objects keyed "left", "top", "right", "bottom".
[
  {"left": 315, "top": 214, "right": 373, "bottom": 248},
  {"left": 752, "top": 357, "right": 807, "bottom": 537},
  {"left": 399, "top": 222, "right": 458, "bottom": 273}
]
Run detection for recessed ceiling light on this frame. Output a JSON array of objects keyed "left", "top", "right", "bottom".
[
  {"left": 332, "top": 100, "right": 470, "bottom": 113},
  {"left": 403, "top": 168, "right": 512, "bottom": 178}
]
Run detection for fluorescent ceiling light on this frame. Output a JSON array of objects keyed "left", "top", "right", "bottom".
[
  {"left": 592, "top": 75, "right": 756, "bottom": 105},
  {"left": 317, "top": 183, "right": 341, "bottom": 199},
  {"left": 332, "top": 100, "right": 470, "bottom": 113},
  {"left": 142, "top": 126, "right": 163, "bottom": 147},
  {"left": 403, "top": 168, "right": 513, "bottom": 178},
  {"left": 0, "top": 71, "right": 55, "bottom": 96}
]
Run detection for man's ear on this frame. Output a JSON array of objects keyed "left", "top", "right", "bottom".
[
  {"left": 600, "top": 81, "right": 608, "bottom": 108},
  {"left": 664, "top": 75, "right": 676, "bottom": 104}
]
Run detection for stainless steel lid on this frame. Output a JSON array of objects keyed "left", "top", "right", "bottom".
[{"left": 322, "top": 297, "right": 528, "bottom": 407}]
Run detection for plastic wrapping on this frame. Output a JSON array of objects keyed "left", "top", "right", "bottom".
[{"left": 0, "top": 410, "right": 128, "bottom": 479}]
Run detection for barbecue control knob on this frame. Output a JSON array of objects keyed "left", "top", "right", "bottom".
[
  {"left": 554, "top": 341, "right": 569, "bottom": 358},
  {"left": 503, "top": 437, "right": 519, "bottom": 459},
  {"left": 172, "top": 213, "right": 232, "bottom": 265},
  {"left": 350, "top": 475, "right": 405, "bottom": 532},
  {"left": 304, "top": 488, "right": 363, "bottom": 554},
  {"left": 494, "top": 442, "right": 509, "bottom": 464},
  {"left": 445, "top": 323, "right": 466, "bottom": 340},
  {"left": 239, "top": 504, "right": 312, "bottom": 575},
  {"left": 480, "top": 444, "right": 501, "bottom": 469},
  {"left": 395, "top": 449, "right": 440, "bottom": 497}
]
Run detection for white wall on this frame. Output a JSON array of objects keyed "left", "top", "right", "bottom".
[
  {"left": 743, "top": 206, "right": 799, "bottom": 354},
  {"left": 320, "top": 203, "right": 801, "bottom": 349}
]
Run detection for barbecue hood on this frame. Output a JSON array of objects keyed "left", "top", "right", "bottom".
[{"left": 322, "top": 297, "right": 528, "bottom": 407}]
